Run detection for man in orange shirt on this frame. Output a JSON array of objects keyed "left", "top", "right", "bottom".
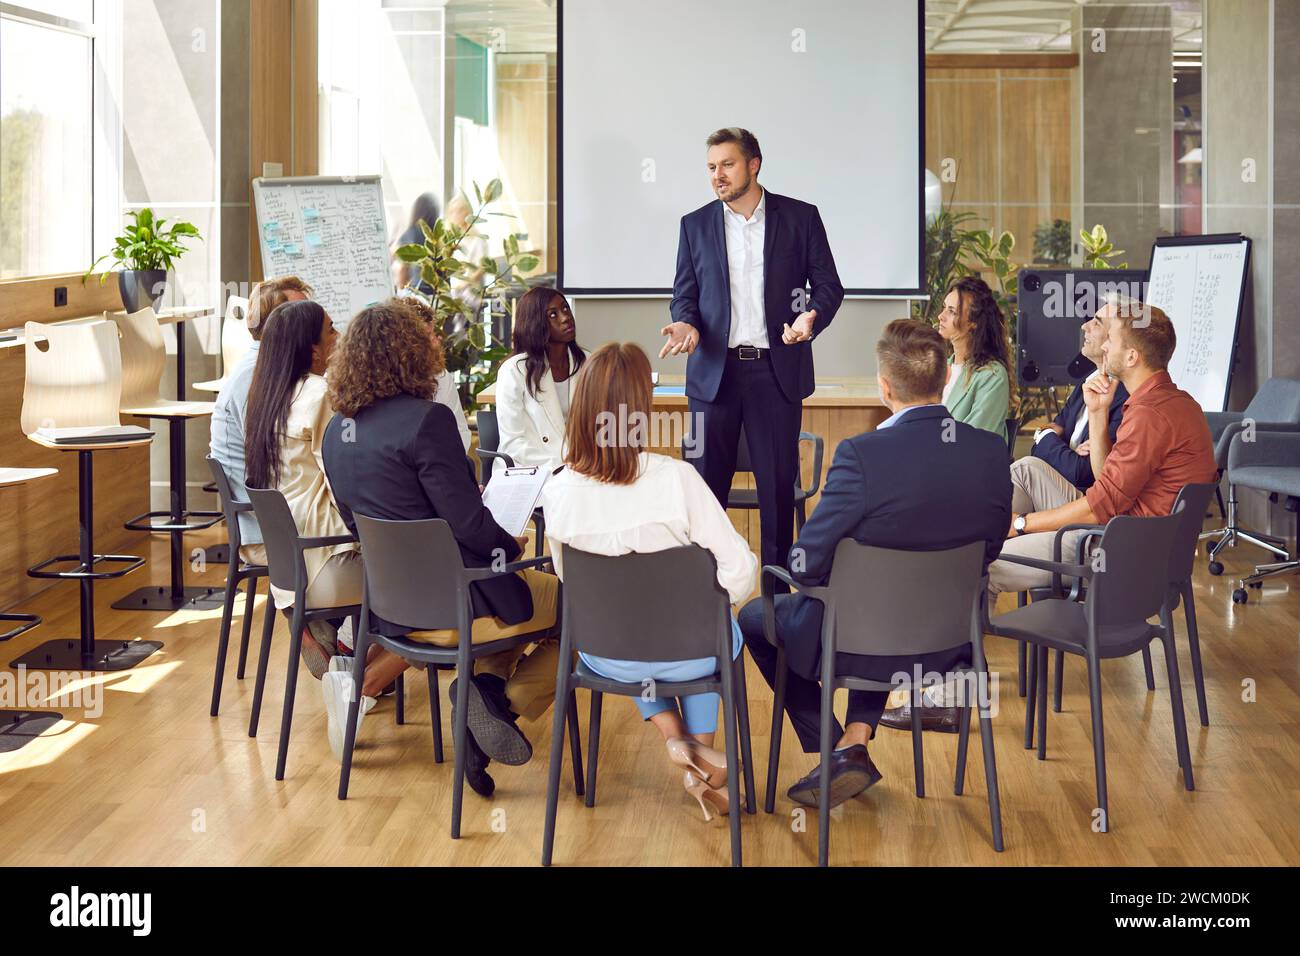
[{"left": 989, "top": 298, "right": 1217, "bottom": 596}]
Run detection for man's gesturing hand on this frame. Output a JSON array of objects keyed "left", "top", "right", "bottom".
[
  {"left": 659, "top": 322, "right": 700, "bottom": 358},
  {"left": 782, "top": 309, "right": 817, "bottom": 344}
]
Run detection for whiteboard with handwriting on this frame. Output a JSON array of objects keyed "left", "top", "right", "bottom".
[
  {"left": 252, "top": 176, "right": 392, "bottom": 326},
  {"left": 1145, "top": 237, "right": 1250, "bottom": 412}
]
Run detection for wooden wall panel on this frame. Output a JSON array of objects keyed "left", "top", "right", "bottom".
[
  {"left": 0, "top": 274, "right": 124, "bottom": 329},
  {"left": 496, "top": 57, "right": 552, "bottom": 271}
]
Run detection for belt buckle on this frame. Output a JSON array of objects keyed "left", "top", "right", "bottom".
[{"left": 737, "top": 345, "right": 760, "bottom": 361}]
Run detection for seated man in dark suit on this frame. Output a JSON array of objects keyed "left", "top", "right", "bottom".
[
  {"left": 321, "top": 302, "right": 559, "bottom": 798},
  {"left": 738, "top": 319, "right": 1011, "bottom": 808}
]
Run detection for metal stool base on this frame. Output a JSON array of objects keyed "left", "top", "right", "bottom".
[
  {"left": 0, "top": 711, "right": 64, "bottom": 754},
  {"left": 11, "top": 638, "right": 163, "bottom": 672},
  {"left": 0, "top": 614, "right": 41, "bottom": 643},
  {"left": 112, "top": 585, "right": 225, "bottom": 612}
]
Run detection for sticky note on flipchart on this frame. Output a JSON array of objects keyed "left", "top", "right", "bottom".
[
  {"left": 263, "top": 222, "right": 282, "bottom": 238},
  {"left": 306, "top": 232, "right": 324, "bottom": 248},
  {"left": 283, "top": 243, "right": 302, "bottom": 256},
  {"left": 302, "top": 207, "right": 320, "bottom": 219}
]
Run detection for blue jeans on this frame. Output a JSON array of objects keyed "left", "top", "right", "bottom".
[{"left": 579, "top": 618, "right": 744, "bottom": 735}]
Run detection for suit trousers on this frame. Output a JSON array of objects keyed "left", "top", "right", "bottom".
[{"left": 688, "top": 351, "right": 802, "bottom": 576}]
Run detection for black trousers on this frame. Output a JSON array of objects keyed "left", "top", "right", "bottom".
[
  {"left": 688, "top": 352, "right": 802, "bottom": 576},
  {"left": 738, "top": 597, "right": 971, "bottom": 754}
]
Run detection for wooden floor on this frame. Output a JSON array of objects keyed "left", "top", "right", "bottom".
[{"left": 0, "top": 518, "right": 1297, "bottom": 867}]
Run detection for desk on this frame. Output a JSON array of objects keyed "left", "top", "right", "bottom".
[{"left": 477, "top": 375, "right": 888, "bottom": 553}]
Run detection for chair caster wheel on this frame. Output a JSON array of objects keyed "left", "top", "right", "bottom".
[
  {"left": 1208, "top": 561, "right": 1224, "bottom": 576},
  {"left": 1232, "top": 588, "right": 1248, "bottom": 604}
]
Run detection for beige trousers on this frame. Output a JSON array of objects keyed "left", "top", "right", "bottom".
[{"left": 990, "top": 457, "right": 1088, "bottom": 595}]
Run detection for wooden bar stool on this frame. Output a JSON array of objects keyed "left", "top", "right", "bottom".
[
  {"left": 13, "top": 320, "right": 161, "bottom": 672},
  {"left": 109, "top": 308, "right": 224, "bottom": 612},
  {"left": 0, "top": 467, "right": 58, "bottom": 642}
]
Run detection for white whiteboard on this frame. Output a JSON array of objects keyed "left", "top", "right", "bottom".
[
  {"left": 252, "top": 176, "right": 393, "bottom": 326},
  {"left": 1145, "top": 237, "right": 1250, "bottom": 412},
  {"left": 559, "top": 0, "right": 922, "bottom": 294}
]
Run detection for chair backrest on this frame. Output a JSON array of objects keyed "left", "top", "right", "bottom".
[
  {"left": 221, "top": 296, "right": 253, "bottom": 375},
  {"left": 1005, "top": 417, "right": 1019, "bottom": 458},
  {"left": 561, "top": 545, "right": 732, "bottom": 662},
  {"left": 21, "top": 320, "right": 123, "bottom": 434},
  {"left": 352, "top": 514, "right": 469, "bottom": 631},
  {"left": 1245, "top": 377, "right": 1300, "bottom": 424},
  {"left": 1086, "top": 513, "right": 1181, "bottom": 629},
  {"left": 109, "top": 307, "right": 167, "bottom": 409},
  {"left": 207, "top": 456, "right": 246, "bottom": 552},
  {"left": 1168, "top": 483, "right": 1217, "bottom": 584},
  {"left": 246, "top": 486, "right": 307, "bottom": 593},
  {"left": 826, "top": 541, "right": 986, "bottom": 657},
  {"left": 477, "top": 408, "right": 501, "bottom": 452}
]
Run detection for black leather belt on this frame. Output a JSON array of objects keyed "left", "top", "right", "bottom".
[{"left": 730, "top": 345, "right": 768, "bottom": 361}]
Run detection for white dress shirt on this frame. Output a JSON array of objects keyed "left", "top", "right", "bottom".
[
  {"left": 541, "top": 453, "right": 758, "bottom": 606},
  {"left": 723, "top": 189, "right": 769, "bottom": 349},
  {"left": 1033, "top": 369, "right": 1102, "bottom": 450}
]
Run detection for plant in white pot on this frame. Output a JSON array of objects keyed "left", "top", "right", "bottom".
[{"left": 83, "top": 208, "right": 202, "bottom": 313}]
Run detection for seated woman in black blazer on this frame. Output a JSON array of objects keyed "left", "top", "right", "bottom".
[{"left": 321, "top": 302, "right": 560, "bottom": 798}]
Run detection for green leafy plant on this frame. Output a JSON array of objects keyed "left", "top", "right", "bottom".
[
  {"left": 910, "top": 208, "right": 980, "bottom": 326},
  {"left": 1079, "top": 223, "right": 1127, "bottom": 269},
  {"left": 83, "top": 207, "right": 202, "bottom": 283},
  {"left": 1033, "top": 218, "right": 1072, "bottom": 265},
  {"left": 394, "top": 178, "right": 538, "bottom": 410}
]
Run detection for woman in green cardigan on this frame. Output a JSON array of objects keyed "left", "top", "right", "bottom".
[{"left": 937, "top": 275, "right": 1015, "bottom": 444}]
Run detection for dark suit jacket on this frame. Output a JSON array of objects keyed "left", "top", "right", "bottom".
[
  {"left": 669, "top": 190, "right": 844, "bottom": 404},
  {"left": 321, "top": 394, "right": 531, "bottom": 636},
  {"left": 1031, "top": 377, "right": 1128, "bottom": 490},
  {"left": 777, "top": 405, "right": 1013, "bottom": 680}
]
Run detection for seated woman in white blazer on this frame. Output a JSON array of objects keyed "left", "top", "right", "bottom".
[{"left": 493, "top": 287, "right": 587, "bottom": 475}]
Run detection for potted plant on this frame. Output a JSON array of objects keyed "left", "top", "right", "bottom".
[
  {"left": 1079, "top": 223, "right": 1127, "bottom": 269},
  {"left": 394, "top": 179, "right": 539, "bottom": 410},
  {"left": 83, "top": 208, "right": 202, "bottom": 313}
]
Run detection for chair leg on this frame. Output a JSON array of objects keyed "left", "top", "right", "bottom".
[
  {"left": 236, "top": 577, "right": 257, "bottom": 680},
  {"left": 209, "top": 571, "right": 239, "bottom": 717},
  {"left": 274, "top": 608, "right": 304, "bottom": 781},
  {"left": 733, "top": 654, "right": 757, "bottom": 814},
  {"left": 795, "top": 499, "right": 807, "bottom": 532},
  {"left": 450, "top": 656, "right": 472, "bottom": 839},
  {"left": 722, "top": 675, "right": 743, "bottom": 868},
  {"left": 1141, "top": 645, "right": 1156, "bottom": 691},
  {"left": 764, "top": 647, "right": 788, "bottom": 814},
  {"left": 1037, "top": 646, "right": 1049, "bottom": 761},
  {"left": 584, "top": 690, "right": 603, "bottom": 808},
  {"left": 248, "top": 594, "right": 276, "bottom": 738},
  {"left": 1182, "top": 583, "right": 1209, "bottom": 727},
  {"left": 1160, "top": 613, "right": 1195, "bottom": 792},
  {"left": 395, "top": 672, "right": 405, "bottom": 725},
  {"left": 541, "top": 678, "right": 571, "bottom": 867},
  {"left": 910, "top": 688, "right": 925, "bottom": 798},
  {"left": 1023, "top": 643, "right": 1038, "bottom": 750},
  {"left": 817, "top": 687, "right": 835, "bottom": 867},
  {"left": 1052, "top": 649, "right": 1064, "bottom": 712},
  {"left": 978, "top": 687, "right": 1005, "bottom": 852},
  {"left": 338, "top": 627, "right": 370, "bottom": 799},
  {"left": 426, "top": 666, "right": 444, "bottom": 763},
  {"left": 954, "top": 701, "right": 972, "bottom": 795},
  {"left": 566, "top": 689, "right": 584, "bottom": 797},
  {"left": 1017, "top": 641, "right": 1027, "bottom": 698},
  {"left": 1085, "top": 651, "right": 1109, "bottom": 832}
]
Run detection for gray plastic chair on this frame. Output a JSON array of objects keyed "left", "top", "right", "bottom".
[
  {"left": 1203, "top": 377, "right": 1300, "bottom": 574},
  {"left": 541, "top": 545, "right": 754, "bottom": 868},
  {"left": 1226, "top": 430, "right": 1300, "bottom": 604},
  {"left": 246, "top": 486, "right": 364, "bottom": 781},
  {"left": 683, "top": 426, "right": 825, "bottom": 531},
  {"left": 206, "top": 457, "right": 274, "bottom": 717},
  {"left": 1021, "top": 483, "right": 1218, "bottom": 742},
  {"left": 989, "top": 511, "right": 1194, "bottom": 832},
  {"left": 761, "top": 541, "right": 1002, "bottom": 866},
  {"left": 340, "top": 514, "right": 582, "bottom": 841}
]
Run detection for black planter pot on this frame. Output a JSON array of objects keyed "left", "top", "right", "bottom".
[{"left": 118, "top": 270, "right": 167, "bottom": 313}]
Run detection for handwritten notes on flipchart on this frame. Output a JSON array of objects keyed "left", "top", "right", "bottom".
[
  {"left": 253, "top": 178, "right": 393, "bottom": 327},
  {"left": 1145, "top": 239, "right": 1249, "bottom": 412}
]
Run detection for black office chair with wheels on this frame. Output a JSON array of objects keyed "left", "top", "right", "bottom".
[
  {"left": 474, "top": 407, "right": 545, "bottom": 555},
  {"left": 246, "top": 487, "right": 365, "bottom": 781},
  {"left": 206, "top": 457, "right": 275, "bottom": 717},
  {"left": 761, "top": 541, "right": 1003, "bottom": 866},
  {"left": 339, "top": 514, "right": 583, "bottom": 840},
  {"left": 541, "top": 545, "right": 754, "bottom": 868},
  {"left": 989, "top": 510, "right": 1194, "bottom": 832}
]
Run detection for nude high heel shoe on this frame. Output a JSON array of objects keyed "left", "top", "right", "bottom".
[
  {"left": 683, "top": 771, "right": 730, "bottom": 822},
  {"left": 665, "top": 737, "right": 728, "bottom": 789}
]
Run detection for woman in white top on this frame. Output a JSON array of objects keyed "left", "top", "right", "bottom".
[
  {"left": 389, "top": 295, "right": 471, "bottom": 450},
  {"left": 541, "top": 343, "right": 757, "bottom": 821},
  {"left": 493, "top": 287, "right": 587, "bottom": 476}
]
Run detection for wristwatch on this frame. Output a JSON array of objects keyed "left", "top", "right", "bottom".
[{"left": 1013, "top": 513, "right": 1030, "bottom": 536}]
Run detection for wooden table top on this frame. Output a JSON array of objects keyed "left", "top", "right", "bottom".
[
  {"left": 479, "top": 375, "right": 885, "bottom": 408},
  {"left": 0, "top": 466, "right": 58, "bottom": 488}
]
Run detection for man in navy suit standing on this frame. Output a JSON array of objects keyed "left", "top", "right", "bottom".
[{"left": 662, "top": 128, "right": 844, "bottom": 577}]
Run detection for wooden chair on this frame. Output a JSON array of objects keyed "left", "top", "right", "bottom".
[
  {"left": 14, "top": 320, "right": 160, "bottom": 672},
  {"left": 194, "top": 296, "right": 253, "bottom": 394},
  {"left": 109, "top": 307, "right": 224, "bottom": 612}
]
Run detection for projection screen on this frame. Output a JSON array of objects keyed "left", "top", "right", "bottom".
[{"left": 558, "top": 0, "right": 923, "bottom": 296}]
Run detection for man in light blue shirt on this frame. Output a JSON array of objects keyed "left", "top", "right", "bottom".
[{"left": 209, "top": 277, "right": 312, "bottom": 563}]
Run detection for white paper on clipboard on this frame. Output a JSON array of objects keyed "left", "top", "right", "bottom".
[{"left": 482, "top": 466, "right": 553, "bottom": 537}]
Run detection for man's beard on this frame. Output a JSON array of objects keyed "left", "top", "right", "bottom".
[{"left": 718, "top": 175, "right": 752, "bottom": 204}]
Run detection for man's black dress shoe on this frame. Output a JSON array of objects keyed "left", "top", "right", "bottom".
[
  {"left": 786, "top": 745, "right": 883, "bottom": 808},
  {"left": 450, "top": 675, "right": 533, "bottom": 766},
  {"left": 879, "top": 701, "right": 963, "bottom": 734},
  {"left": 448, "top": 680, "right": 496, "bottom": 797}
]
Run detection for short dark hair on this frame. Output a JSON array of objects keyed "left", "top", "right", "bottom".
[
  {"left": 875, "top": 319, "right": 947, "bottom": 403},
  {"left": 706, "top": 127, "right": 762, "bottom": 168}
]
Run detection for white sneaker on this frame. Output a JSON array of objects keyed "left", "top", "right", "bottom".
[{"left": 328, "top": 656, "right": 377, "bottom": 711}]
